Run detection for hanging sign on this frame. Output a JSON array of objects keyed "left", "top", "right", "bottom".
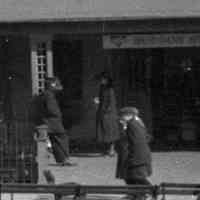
[{"left": 103, "top": 33, "right": 200, "bottom": 49}]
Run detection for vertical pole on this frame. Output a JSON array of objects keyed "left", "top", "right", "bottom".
[
  {"left": 30, "top": 37, "right": 38, "bottom": 95},
  {"left": 47, "top": 39, "right": 54, "bottom": 77},
  {"left": 30, "top": 34, "right": 54, "bottom": 184},
  {"left": 35, "top": 125, "right": 49, "bottom": 184}
]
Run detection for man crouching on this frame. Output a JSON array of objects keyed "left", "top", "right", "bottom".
[{"left": 116, "top": 107, "right": 152, "bottom": 199}]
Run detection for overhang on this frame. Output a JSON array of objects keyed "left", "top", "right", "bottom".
[{"left": 1, "top": 0, "right": 200, "bottom": 23}]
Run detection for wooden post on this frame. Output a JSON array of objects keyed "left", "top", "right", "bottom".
[{"left": 36, "top": 124, "right": 54, "bottom": 184}]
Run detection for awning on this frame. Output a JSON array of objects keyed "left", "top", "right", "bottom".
[{"left": 1, "top": 0, "right": 200, "bottom": 23}]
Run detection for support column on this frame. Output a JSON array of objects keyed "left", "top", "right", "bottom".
[
  {"left": 35, "top": 125, "right": 49, "bottom": 184},
  {"left": 46, "top": 39, "right": 53, "bottom": 77},
  {"left": 30, "top": 35, "right": 55, "bottom": 185}
]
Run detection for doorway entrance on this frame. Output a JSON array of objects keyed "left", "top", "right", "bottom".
[
  {"left": 53, "top": 38, "right": 83, "bottom": 130},
  {"left": 109, "top": 48, "right": 200, "bottom": 149}
]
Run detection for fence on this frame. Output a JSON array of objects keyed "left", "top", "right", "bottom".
[
  {"left": 0, "top": 121, "right": 38, "bottom": 183},
  {"left": 0, "top": 183, "right": 200, "bottom": 200}
]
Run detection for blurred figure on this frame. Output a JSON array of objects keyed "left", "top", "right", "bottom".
[
  {"left": 116, "top": 107, "right": 152, "bottom": 199},
  {"left": 95, "top": 72, "right": 120, "bottom": 156},
  {"left": 43, "top": 77, "right": 76, "bottom": 166}
]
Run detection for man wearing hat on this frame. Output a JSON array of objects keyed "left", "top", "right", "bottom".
[
  {"left": 116, "top": 107, "right": 152, "bottom": 191},
  {"left": 42, "top": 77, "right": 76, "bottom": 166}
]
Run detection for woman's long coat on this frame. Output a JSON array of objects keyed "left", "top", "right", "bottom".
[
  {"left": 96, "top": 86, "right": 120, "bottom": 143},
  {"left": 116, "top": 117, "right": 152, "bottom": 180}
]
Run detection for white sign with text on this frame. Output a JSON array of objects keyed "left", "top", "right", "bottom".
[{"left": 103, "top": 34, "right": 200, "bottom": 49}]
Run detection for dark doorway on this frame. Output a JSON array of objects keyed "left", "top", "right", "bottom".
[
  {"left": 110, "top": 49, "right": 153, "bottom": 134},
  {"left": 53, "top": 39, "right": 83, "bottom": 129},
  {"left": 150, "top": 48, "right": 200, "bottom": 149},
  {"left": 110, "top": 48, "right": 200, "bottom": 150}
]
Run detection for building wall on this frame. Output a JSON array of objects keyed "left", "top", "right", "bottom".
[
  {"left": 69, "top": 36, "right": 153, "bottom": 139},
  {"left": 0, "top": 36, "right": 33, "bottom": 141},
  {"left": 8, "top": 36, "right": 32, "bottom": 121},
  {"left": 69, "top": 36, "right": 107, "bottom": 139}
]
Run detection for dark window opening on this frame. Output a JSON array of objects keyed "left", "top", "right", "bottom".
[{"left": 53, "top": 39, "right": 83, "bottom": 129}]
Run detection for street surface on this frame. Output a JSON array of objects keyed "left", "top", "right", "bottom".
[
  {"left": 1, "top": 152, "right": 200, "bottom": 200},
  {"left": 49, "top": 152, "right": 200, "bottom": 185}
]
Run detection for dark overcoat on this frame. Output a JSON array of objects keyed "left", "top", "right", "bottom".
[
  {"left": 43, "top": 90, "right": 66, "bottom": 134},
  {"left": 116, "top": 117, "right": 152, "bottom": 180},
  {"left": 96, "top": 86, "right": 120, "bottom": 143}
]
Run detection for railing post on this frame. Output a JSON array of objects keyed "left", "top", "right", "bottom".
[{"left": 36, "top": 124, "right": 54, "bottom": 184}]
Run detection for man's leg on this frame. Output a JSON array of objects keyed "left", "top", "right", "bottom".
[
  {"left": 50, "top": 133, "right": 77, "bottom": 166},
  {"left": 49, "top": 133, "right": 66, "bottom": 163},
  {"left": 133, "top": 178, "right": 152, "bottom": 185},
  {"left": 55, "top": 133, "right": 70, "bottom": 158}
]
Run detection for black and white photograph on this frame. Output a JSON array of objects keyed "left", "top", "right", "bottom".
[{"left": 0, "top": 0, "right": 200, "bottom": 200}]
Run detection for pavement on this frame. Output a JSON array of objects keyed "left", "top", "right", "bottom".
[
  {"left": 49, "top": 152, "right": 200, "bottom": 185},
  {"left": 1, "top": 151, "right": 200, "bottom": 200}
]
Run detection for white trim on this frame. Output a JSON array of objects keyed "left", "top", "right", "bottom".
[
  {"left": 46, "top": 40, "right": 53, "bottom": 77},
  {"left": 30, "top": 35, "right": 53, "bottom": 95}
]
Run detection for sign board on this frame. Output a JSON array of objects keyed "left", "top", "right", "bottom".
[{"left": 103, "top": 34, "right": 200, "bottom": 49}]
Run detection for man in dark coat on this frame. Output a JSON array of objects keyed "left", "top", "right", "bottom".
[
  {"left": 95, "top": 72, "right": 120, "bottom": 156},
  {"left": 43, "top": 77, "right": 76, "bottom": 166},
  {"left": 116, "top": 107, "right": 152, "bottom": 186}
]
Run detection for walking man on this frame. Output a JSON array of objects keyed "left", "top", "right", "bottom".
[{"left": 116, "top": 107, "right": 152, "bottom": 199}]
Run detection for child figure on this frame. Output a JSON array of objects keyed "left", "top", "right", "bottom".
[{"left": 116, "top": 107, "right": 152, "bottom": 199}]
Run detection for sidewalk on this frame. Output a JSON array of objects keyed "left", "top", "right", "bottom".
[
  {"left": 49, "top": 152, "right": 200, "bottom": 185},
  {"left": 1, "top": 152, "right": 200, "bottom": 200}
]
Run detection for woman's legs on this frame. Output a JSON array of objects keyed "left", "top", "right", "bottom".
[
  {"left": 108, "top": 142, "right": 115, "bottom": 156},
  {"left": 102, "top": 142, "right": 116, "bottom": 156}
]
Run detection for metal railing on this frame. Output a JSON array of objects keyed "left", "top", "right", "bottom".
[
  {"left": 0, "top": 183, "right": 200, "bottom": 200},
  {"left": 0, "top": 121, "right": 37, "bottom": 183}
]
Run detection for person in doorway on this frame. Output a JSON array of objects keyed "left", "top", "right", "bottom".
[
  {"left": 95, "top": 72, "right": 120, "bottom": 156},
  {"left": 43, "top": 77, "right": 76, "bottom": 166},
  {"left": 116, "top": 107, "right": 152, "bottom": 199}
]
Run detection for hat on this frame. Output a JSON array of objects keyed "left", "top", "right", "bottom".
[
  {"left": 45, "top": 76, "right": 58, "bottom": 84},
  {"left": 119, "top": 107, "right": 139, "bottom": 116}
]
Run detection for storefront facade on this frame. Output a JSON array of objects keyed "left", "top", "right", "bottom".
[{"left": 1, "top": 0, "right": 200, "bottom": 163}]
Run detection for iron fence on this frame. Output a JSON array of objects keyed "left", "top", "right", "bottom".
[
  {"left": 0, "top": 183, "right": 200, "bottom": 200},
  {"left": 0, "top": 120, "right": 38, "bottom": 183}
]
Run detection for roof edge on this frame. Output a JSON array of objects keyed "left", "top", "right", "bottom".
[{"left": 1, "top": 15, "right": 200, "bottom": 23}]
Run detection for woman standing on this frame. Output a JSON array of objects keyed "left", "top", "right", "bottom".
[{"left": 95, "top": 72, "right": 120, "bottom": 156}]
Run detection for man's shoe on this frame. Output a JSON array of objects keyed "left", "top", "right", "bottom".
[
  {"left": 59, "top": 159, "right": 77, "bottom": 166},
  {"left": 61, "top": 161, "right": 77, "bottom": 166}
]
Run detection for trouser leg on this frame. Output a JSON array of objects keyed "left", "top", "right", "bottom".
[
  {"left": 58, "top": 133, "right": 70, "bottom": 158},
  {"left": 49, "top": 133, "right": 70, "bottom": 163}
]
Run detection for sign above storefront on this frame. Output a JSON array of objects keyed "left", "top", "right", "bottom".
[{"left": 103, "top": 34, "right": 200, "bottom": 49}]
